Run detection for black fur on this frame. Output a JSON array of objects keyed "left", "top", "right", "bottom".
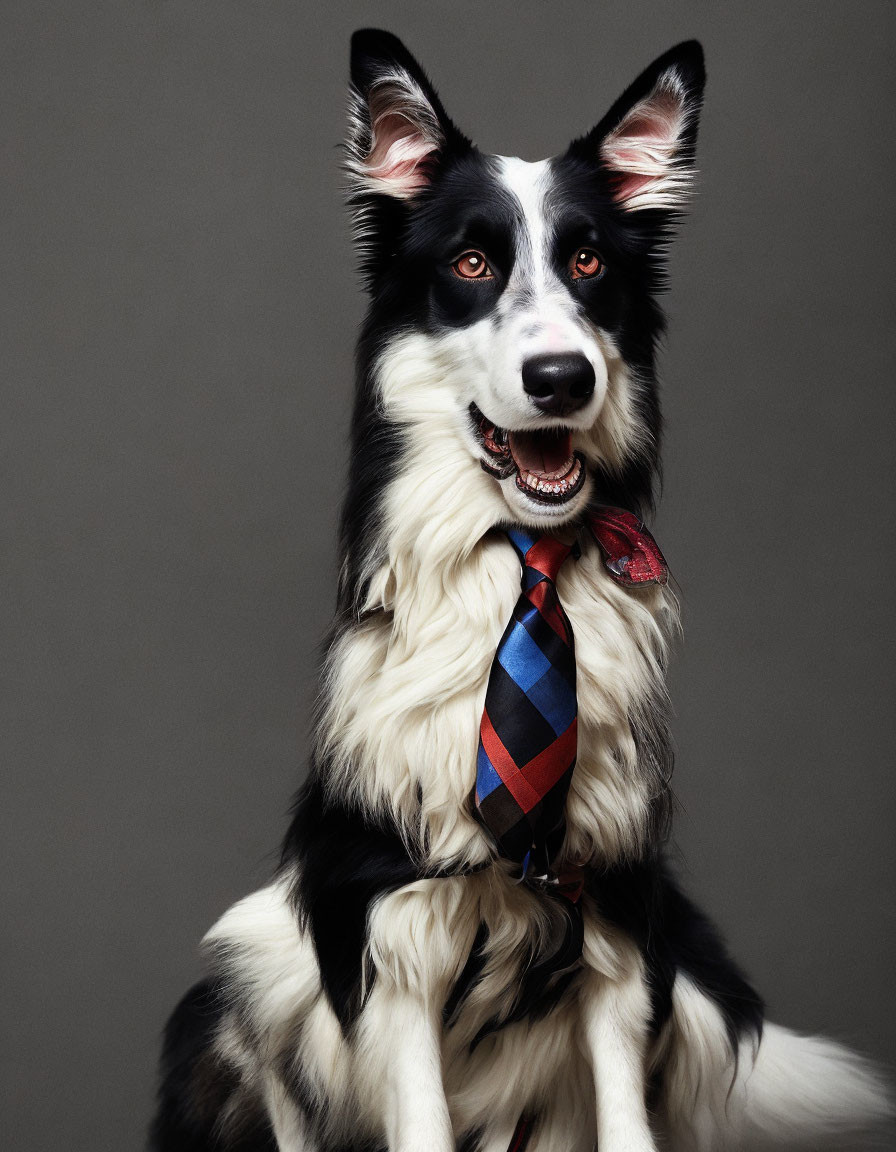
[
  {"left": 457, "top": 1131, "right": 486, "bottom": 1152},
  {"left": 150, "top": 981, "right": 277, "bottom": 1152},
  {"left": 283, "top": 773, "right": 421, "bottom": 1033},
  {"left": 335, "top": 341, "right": 405, "bottom": 623}
]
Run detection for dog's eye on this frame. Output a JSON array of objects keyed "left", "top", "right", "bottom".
[
  {"left": 569, "top": 249, "right": 604, "bottom": 280},
  {"left": 452, "top": 251, "right": 493, "bottom": 280}
]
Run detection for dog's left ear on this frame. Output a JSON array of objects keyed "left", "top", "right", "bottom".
[
  {"left": 570, "top": 41, "right": 705, "bottom": 214},
  {"left": 347, "top": 29, "right": 470, "bottom": 202}
]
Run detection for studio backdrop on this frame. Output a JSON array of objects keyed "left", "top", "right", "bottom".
[{"left": 3, "top": 2, "right": 894, "bottom": 1150}]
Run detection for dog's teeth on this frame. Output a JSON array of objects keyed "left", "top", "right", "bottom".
[{"left": 515, "top": 455, "right": 585, "bottom": 501}]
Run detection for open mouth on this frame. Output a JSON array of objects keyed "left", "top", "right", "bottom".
[{"left": 470, "top": 404, "right": 586, "bottom": 505}]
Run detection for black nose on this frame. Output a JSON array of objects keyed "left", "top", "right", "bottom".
[{"left": 522, "top": 353, "right": 596, "bottom": 416}]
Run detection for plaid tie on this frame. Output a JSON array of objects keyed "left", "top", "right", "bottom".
[
  {"left": 475, "top": 528, "right": 577, "bottom": 871},
  {"left": 473, "top": 510, "right": 668, "bottom": 875}
]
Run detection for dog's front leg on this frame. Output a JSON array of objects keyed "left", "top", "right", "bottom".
[
  {"left": 364, "top": 989, "right": 454, "bottom": 1152},
  {"left": 359, "top": 877, "right": 475, "bottom": 1152},
  {"left": 580, "top": 926, "right": 657, "bottom": 1152}
]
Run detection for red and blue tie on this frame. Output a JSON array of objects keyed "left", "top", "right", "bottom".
[
  {"left": 475, "top": 528, "right": 578, "bottom": 872},
  {"left": 474, "top": 511, "right": 669, "bottom": 876}
]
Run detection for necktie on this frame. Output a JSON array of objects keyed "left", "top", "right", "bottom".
[
  {"left": 475, "top": 528, "right": 577, "bottom": 872},
  {"left": 473, "top": 509, "right": 668, "bottom": 876}
]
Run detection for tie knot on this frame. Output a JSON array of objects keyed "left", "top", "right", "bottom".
[{"left": 505, "top": 528, "right": 572, "bottom": 585}]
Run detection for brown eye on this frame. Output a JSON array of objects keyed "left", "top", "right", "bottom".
[
  {"left": 452, "top": 251, "right": 493, "bottom": 279},
  {"left": 570, "top": 248, "right": 604, "bottom": 280}
]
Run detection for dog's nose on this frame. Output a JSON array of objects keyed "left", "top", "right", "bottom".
[{"left": 522, "top": 353, "right": 596, "bottom": 416}]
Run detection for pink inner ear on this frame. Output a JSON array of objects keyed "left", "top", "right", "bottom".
[
  {"left": 361, "top": 82, "right": 442, "bottom": 198},
  {"left": 365, "top": 111, "right": 438, "bottom": 194},
  {"left": 610, "top": 167, "right": 660, "bottom": 206},
  {"left": 601, "top": 88, "right": 688, "bottom": 209}
]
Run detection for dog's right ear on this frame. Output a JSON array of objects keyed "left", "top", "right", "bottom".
[{"left": 346, "top": 29, "right": 470, "bottom": 205}]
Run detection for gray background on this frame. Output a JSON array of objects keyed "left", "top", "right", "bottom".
[{"left": 3, "top": 1, "right": 894, "bottom": 1148}]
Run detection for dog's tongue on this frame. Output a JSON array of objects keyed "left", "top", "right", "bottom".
[{"left": 508, "top": 429, "right": 573, "bottom": 478}]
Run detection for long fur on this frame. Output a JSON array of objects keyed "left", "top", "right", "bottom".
[{"left": 151, "top": 29, "right": 892, "bottom": 1152}]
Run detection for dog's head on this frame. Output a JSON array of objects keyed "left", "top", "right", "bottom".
[{"left": 341, "top": 30, "right": 704, "bottom": 601}]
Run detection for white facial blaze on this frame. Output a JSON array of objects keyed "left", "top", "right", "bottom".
[{"left": 495, "top": 156, "right": 610, "bottom": 413}]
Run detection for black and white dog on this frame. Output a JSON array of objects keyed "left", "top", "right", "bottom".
[{"left": 152, "top": 30, "right": 892, "bottom": 1152}]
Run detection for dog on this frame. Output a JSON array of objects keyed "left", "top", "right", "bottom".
[{"left": 151, "top": 29, "right": 892, "bottom": 1152}]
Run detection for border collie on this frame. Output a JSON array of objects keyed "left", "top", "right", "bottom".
[{"left": 151, "top": 29, "right": 892, "bottom": 1152}]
